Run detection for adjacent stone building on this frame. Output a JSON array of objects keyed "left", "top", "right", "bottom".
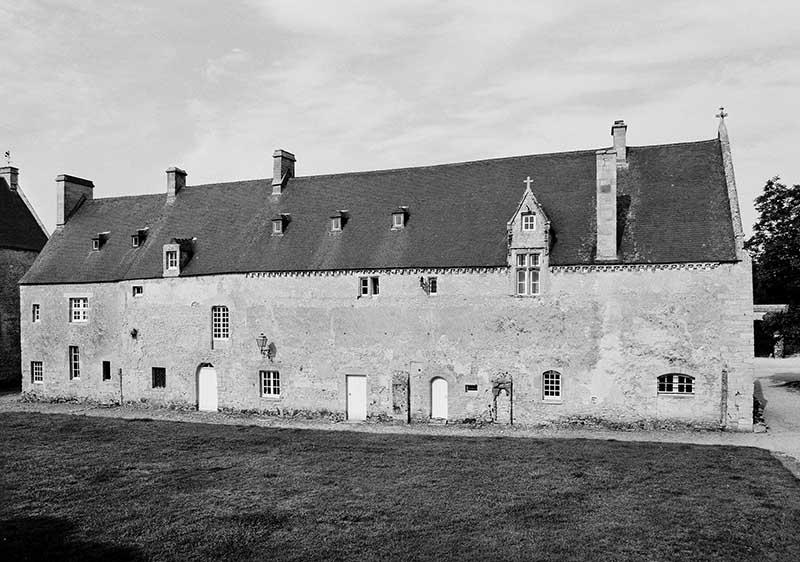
[
  {"left": 0, "top": 166, "right": 48, "bottom": 387},
  {"left": 19, "top": 118, "right": 755, "bottom": 430}
]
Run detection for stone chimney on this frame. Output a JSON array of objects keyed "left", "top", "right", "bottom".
[
  {"left": 0, "top": 166, "right": 18, "bottom": 191},
  {"left": 595, "top": 149, "right": 618, "bottom": 262},
  {"left": 611, "top": 120, "right": 627, "bottom": 166},
  {"left": 272, "top": 149, "right": 295, "bottom": 195},
  {"left": 56, "top": 174, "right": 94, "bottom": 227},
  {"left": 166, "top": 167, "right": 187, "bottom": 202}
]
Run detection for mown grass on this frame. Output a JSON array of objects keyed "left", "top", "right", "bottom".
[{"left": 1, "top": 412, "right": 799, "bottom": 561}]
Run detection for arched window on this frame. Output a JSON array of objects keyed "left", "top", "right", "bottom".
[
  {"left": 542, "top": 370, "right": 561, "bottom": 400},
  {"left": 657, "top": 373, "right": 694, "bottom": 394}
]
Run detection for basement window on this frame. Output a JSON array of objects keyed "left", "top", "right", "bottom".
[
  {"left": 152, "top": 367, "right": 166, "bottom": 389},
  {"left": 658, "top": 374, "right": 694, "bottom": 394},
  {"left": 359, "top": 276, "right": 380, "bottom": 297}
]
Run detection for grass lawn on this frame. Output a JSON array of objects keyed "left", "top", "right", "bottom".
[{"left": 1, "top": 413, "right": 799, "bottom": 561}]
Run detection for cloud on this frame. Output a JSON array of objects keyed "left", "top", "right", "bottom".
[{"left": 203, "top": 48, "right": 253, "bottom": 83}]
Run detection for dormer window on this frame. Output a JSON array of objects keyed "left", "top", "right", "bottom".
[
  {"left": 165, "top": 250, "right": 178, "bottom": 270},
  {"left": 91, "top": 232, "right": 109, "bottom": 251},
  {"left": 272, "top": 214, "right": 289, "bottom": 236},
  {"left": 391, "top": 207, "right": 408, "bottom": 229},
  {"left": 331, "top": 216, "right": 342, "bottom": 232},
  {"left": 522, "top": 213, "right": 536, "bottom": 231},
  {"left": 131, "top": 228, "right": 148, "bottom": 248}
]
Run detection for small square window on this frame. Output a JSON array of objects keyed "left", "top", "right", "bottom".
[
  {"left": 165, "top": 250, "right": 178, "bottom": 270},
  {"left": 132, "top": 285, "right": 143, "bottom": 297},
  {"left": 152, "top": 367, "right": 166, "bottom": 388},
  {"left": 32, "top": 304, "right": 40, "bottom": 322},
  {"left": 31, "top": 361, "right": 43, "bottom": 383},
  {"left": 102, "top": 361, "right": 111, "bottom": 381},
  {"left": 522, "top": 213, "right": 536, "bottom": 231},
  {"left": 131, "top": 234, "right": 140, "bottom": 248},
  {"left": 260, "top": 370, "right": 280, "bottom": 396}
]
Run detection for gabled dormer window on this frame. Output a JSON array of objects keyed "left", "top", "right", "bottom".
[
  {"left": 391, "top": 207, "right": 408, "bottom": 229},
  {"left": 521, "top": 213, "right": 536, "bottom": 231},
  {"left": 131, "top": 234, "right": 140, "bottom": 248},
  {"left": 331, "top": 216, "right": 342, "bottom": 231},
  {"left": 91, "top": 238, "right": 100, "bottom": 251}
]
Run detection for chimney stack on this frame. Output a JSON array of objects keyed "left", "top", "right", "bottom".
[
  {"left": 166, "top": 167, "right": 187, "bottom": 202},
  {"left": 611, "top": 120, "right": 627, "bottom": 166},
  {"left": 272, "top": 149, "right": 295, "bottom": 195},
  {"left": 595, "top": 149, "right": 618, "bottom": 262},
  {"left": 0, "top": 166, "right": 18, "bottom": 191},
  {"left": 56, "top": 174, "right": 94, "bottom": 227}
]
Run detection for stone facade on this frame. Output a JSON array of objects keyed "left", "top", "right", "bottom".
[
  {"left": 0, "top": 249, "right": 39, "bottom": 385},
  {"left": 20, "top": 258, "right": 754, "bottom": 430}
]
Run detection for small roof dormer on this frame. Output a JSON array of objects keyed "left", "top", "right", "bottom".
[
  {"left": 330, "top": 210, "right": 348, "bottom": 232},
  {"left": 391, "top": 206, "right": 408, "bottom": 230},
  {"left": 91, "top": 231, "right": 110, "bottom": 251},
  {"left": 131, "top": 227, "right": 149, "bottom": 248},
  {"left": 272, "top": 213, "right": 290, "bottom": 236}
]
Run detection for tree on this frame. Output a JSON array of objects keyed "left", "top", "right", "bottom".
[{"left": 745, "top": 177, "right": 800, "bottom": 305}]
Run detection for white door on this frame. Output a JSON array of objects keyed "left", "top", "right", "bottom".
[
  {"left": 346, "top": 375, "right": 367, "bottom": 421},
  {"left": 431, "top": 377, "right": 448, "bottom": 419},
  {"left": 198, "top": 366, "right": 218, "bottom": 411}
]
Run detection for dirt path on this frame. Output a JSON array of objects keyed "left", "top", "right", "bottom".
[{"left": 2, "top": 358, "right": 799, "bottom": 478}]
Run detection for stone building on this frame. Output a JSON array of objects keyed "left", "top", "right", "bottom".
[
  {"left": 0, "top": 166, "right": 48, "bottom": 387},
  {"left": 19, "top": 119, "right": 754, "bottom": 430}
]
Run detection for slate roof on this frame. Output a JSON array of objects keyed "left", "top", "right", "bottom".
[
  {"left": 0, "top": 180, "right": 48, "bottom": 252},
  {"left": 21, "top": 138, "right": 738, "bottom": 284}
]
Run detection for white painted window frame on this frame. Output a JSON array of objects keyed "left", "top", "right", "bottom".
[
  {"left": 31, "top": 361, "right": 43, "bottom": 383},
  {"left": 515, "top": 253, "right": 540, "bottom": 296},
  {"left": 68, "top": 346, "right": 80, "bottom": 380},
  {"left": 358, "top": 276, "right": 379, "bottom": 297},
  {"left": 32, "top": 303, "right": 40, "bottom": 322},
  {"left": 521, "top": 213, "right": 536, "bottom": 231},
  {"left": 260, "top": 370, "right": 281, "bottom": 397},
  {"left": 69, "top": 297, "right": 89, "bottom": 322},
  {"left": 211, "top": 306, "right": 230, "bottom": 340},
  {"left": 165, "top": 250, "right": 179, "bottom": 270},
  {"left": 657, "top": 374, "right": 695, "bottom": 395},
  {"left": 542, "top": 370, "right": 561, "bottom": 400}
]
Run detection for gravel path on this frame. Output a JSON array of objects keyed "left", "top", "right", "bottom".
[{"left": 2, "top": 357, "right": 799, "bottom": 478}]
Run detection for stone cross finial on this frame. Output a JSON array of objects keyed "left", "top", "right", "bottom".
[
  {"left": 523, "top": 176, "right": 533, "bottom": 190},
  {"left": 716, "top": 107, "right": 728, "bottom": 120},
  {"left": 4, "top": 150, "right": 10, "bottom": 166}
]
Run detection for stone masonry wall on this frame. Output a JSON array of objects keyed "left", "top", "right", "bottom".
[
  {"left": 20, "top": 260, "right": 754, "bottom": 430},
  {"left": 0, "top": 249, "right": 39, "bottom": 386}
]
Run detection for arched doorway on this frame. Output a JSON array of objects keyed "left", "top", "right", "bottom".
[
  {"left": 431, "top": 377, "right": 448, "bottom": 420},
  {"left": 197, "top": 363, "right": 218, "bottom": 411}
]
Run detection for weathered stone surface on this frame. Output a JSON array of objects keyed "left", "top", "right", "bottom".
[{"left": 20, "top": 258, "right": 754, "bottom": 430}]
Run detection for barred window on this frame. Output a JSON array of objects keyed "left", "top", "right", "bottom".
[
  {"left": 260, "top": 370, "right": 280, "bottom": 396},
  {"left": 543, "top": 370, "right": 561, "bottom": 400},
  {"left": 212, "top": 306, "right": 230, "bottom": 340},
  {"left": 69, "top": 346, "right": 80, "bottom": 380},
  {"left": 69, "top": 297, "right": 89, "bottom": 322},
  {"left": 658, "top": 374, "right": 694, "bottom": 394},
  {"left": 515, "top": 253, "right": 540, "bottom": 296},
  {"left": 31, "top": 361, "right": 43, "bottom": 383},
  {"left": 152, "top": 367, "right": 166, "bottom": 388}
]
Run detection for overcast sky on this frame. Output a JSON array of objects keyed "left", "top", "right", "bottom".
[{"left": 3, "top": 1, "right": 799, "bottom": 236}]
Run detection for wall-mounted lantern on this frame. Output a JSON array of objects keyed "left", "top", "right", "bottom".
[{"left": 256, "top": 333, "right": 270, "bottom": 357}]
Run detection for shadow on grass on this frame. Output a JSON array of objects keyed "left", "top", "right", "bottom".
[{"left": 0, "top": 516, "right": 144, "bottom": 561}]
